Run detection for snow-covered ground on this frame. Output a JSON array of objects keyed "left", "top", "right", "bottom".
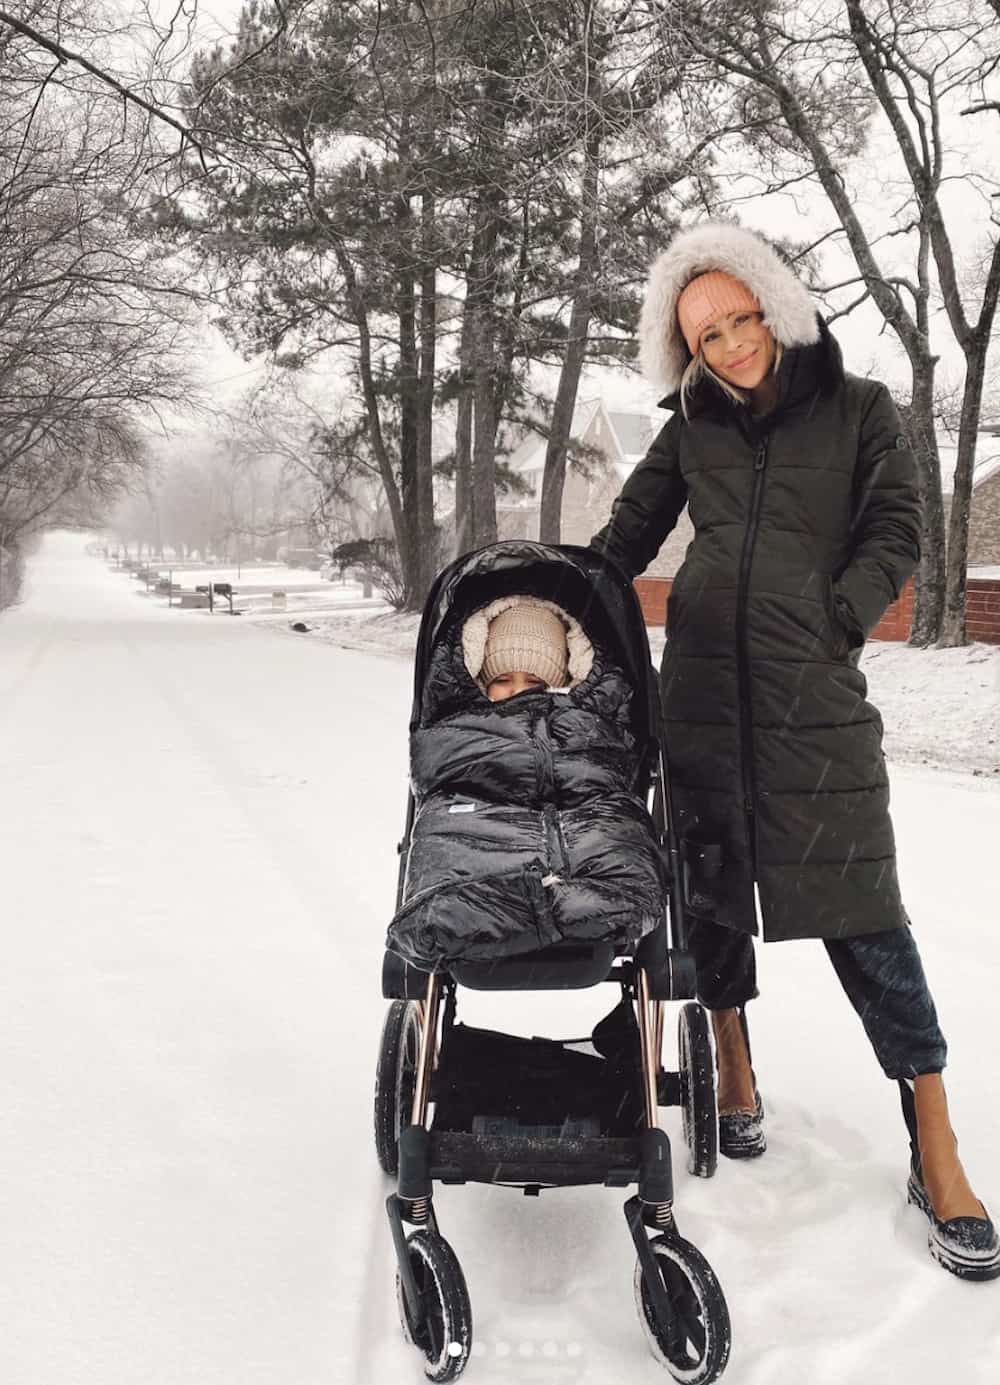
[
  {"left": 125, "top": 561, "right": 339, "bottom": 590},
  {"left": 125, "top": 562, "right": 391, "bottom": 621},
  {"left": 2, "top": 531, "right": 999, "bottom": 1385}
]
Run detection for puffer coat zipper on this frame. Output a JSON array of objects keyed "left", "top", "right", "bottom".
[{"left": 735, "top": 434, "right": 769, "bottom": 872}]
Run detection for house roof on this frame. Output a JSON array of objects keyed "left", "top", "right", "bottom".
[
  {"left": 508, "top": 399, "right": 653, "bottom": 476},
  {"left": 939, "top": 442, "right": 1000, "bottom": 496},
  {"left": 606, "top": 410, "right": 654, "bottom": 461},
  {"left": 972, "top": 456, "right": 1000, "bottom": 489}
]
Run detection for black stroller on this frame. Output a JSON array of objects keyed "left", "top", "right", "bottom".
[{"left": 374, "top": 541, "right": 730, "bottom": 1384}]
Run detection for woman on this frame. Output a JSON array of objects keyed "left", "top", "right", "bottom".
[{"left": 591, "top": 220, "right": 999, "bottom": 1281}]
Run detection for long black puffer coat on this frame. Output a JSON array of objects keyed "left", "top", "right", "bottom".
[
  {"left": 385, "top": 618, "right": 667, "bottom": 971},
  {"left": 591, "top": 224, "right": 921, "bottom": 944}
]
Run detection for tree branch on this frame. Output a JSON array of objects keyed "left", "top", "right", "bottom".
[{"left": 0, "top": 7, "right": 205, "bottom": 163}]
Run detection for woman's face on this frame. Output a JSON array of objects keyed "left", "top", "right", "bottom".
[{"left": 699, "top": 310, "right": 777, "bottom": 390}]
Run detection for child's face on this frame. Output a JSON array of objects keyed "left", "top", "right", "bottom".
[{"left": 486, "top": 670, "right": 547, "bottom": 702}]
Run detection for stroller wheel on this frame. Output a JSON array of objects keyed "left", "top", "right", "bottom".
[
  {"left": 374, "top": 1000, "right": 420, "bottom": 1174},
  {"left": 396, "top": 1229, "right": 473, "bottom": 1382},
  {"left": 634, "top": 1233, "right": 731, "bottom": 1385},
  {"left": 678, "top": 1003, "right": 718, "bottom": 1179}
]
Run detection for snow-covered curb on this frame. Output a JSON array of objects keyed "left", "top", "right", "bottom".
[{"left": 258, "top": 608, "right": 1000, "bottom": 776}]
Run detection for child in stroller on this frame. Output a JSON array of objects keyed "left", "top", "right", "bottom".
[
  {"left": 386, "top": 583, "right": 668, "bottom": 972},
  {"left": 377, "top": 541, "right": 731, "bottom": 1385}
]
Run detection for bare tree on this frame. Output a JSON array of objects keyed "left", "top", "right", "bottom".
[{"left": 0, "top": 7, "right": 198, "bottom": 553}]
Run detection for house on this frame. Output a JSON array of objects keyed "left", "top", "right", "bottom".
[
  {"left": 962, "top": 424, "right": 1000, "bottom": 569},
  {"left": 505, "top": 398, "right": 693, "bottom": 621},
  {"left": 501, "top": 399, "right": 654, "bottom": 542},
  {"left": 498, "top": 398, "right": 696, "bottom": 624}
]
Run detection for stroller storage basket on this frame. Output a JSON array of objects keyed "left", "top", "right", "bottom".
[{"left": 428, "top": 1017, "right": 643, "bottom": 1188}]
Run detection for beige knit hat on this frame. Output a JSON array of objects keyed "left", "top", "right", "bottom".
[
  {"left": 676, "top": 270, "right": 761, "bottom": 356},
  {"left": 481, "top": 600, "right": 569, "bottom": 689}
]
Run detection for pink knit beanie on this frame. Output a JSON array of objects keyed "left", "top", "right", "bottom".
[{"left": 676, "top": 271, "right": 761, "bottom": 356}]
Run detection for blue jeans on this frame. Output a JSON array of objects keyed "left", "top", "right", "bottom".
[{"left": 686, "top": 919, "right": 947, "bottom": 1080}]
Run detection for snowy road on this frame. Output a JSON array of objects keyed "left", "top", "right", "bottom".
[{"left": 2, "top": 533, "right": 998, "bottom": 1385}]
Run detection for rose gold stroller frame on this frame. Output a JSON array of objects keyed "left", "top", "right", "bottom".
[{"left": 401, "top": 964, "right": 673, "bottom": 1230}]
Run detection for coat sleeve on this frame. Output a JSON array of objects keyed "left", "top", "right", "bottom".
[
  {"left": 833, "top": 384, "right": 922, "bottom": 639},
  {"left": 589, "top": 414, "right": 688, "bottom": 579}
]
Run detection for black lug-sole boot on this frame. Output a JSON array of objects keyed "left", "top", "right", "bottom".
[{"left": 899, "top": 1078, "right": 1000, "bottom": 1281}]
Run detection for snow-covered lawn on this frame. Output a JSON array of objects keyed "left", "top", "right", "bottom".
[
  {"left": 2, "top": 532, "right": 999, "bottom": 1385},
  {"left": 126, "top": 561, "right": 344, "bottom": 590},
  {"left": 125, "top": 563, "right": 390, "bottom": 620}
]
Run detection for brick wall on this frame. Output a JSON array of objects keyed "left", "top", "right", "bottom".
[
  {"left": 634, "top": 574, "right": 943, "bottom": 641},
  {"left": 634, "top": 577, "right": 671, "bottom": 627},
  {"left": 634, "top": 574, "right": 1000, "bottom": 644},
  {"left": 870, "top": 578, "right": 914, "bottom": 641},
  {"left": 967, "top": 579, "right": 1000, "bottom": 645}
]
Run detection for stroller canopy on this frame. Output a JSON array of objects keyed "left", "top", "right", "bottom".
[{"left": 410, "top": 541, "right": 660, "bottom": 747}]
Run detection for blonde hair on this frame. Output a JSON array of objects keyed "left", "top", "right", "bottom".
[{"left": 679, "top": 341, "right": 784, "bottom": 420}]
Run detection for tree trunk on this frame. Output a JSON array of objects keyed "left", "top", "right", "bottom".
[
  {"left": 492, "top": 193, "right": 532, "bottom": 432},
  {"left": 468, "top": 189, "right": 502, "bottom": 548},
  {"left": 414, "top": 190, "right": 438, "bottom": 603},
  {"left": 539, "top": 124, "right": 600, "bottom": 544},
  {"left": 472, "top": 318, "right": 498, "bottom": 546},
  {"left": 454, "top": 383, "right": 473, "bottom": 559},
  {"left": 452, "top": 271, "right": 477, "bottom": 560},
  {"left": 903, "top": 366, "right": 947, "bottom": 646},
  {"left": 397, "top": 180, "right": 422, "bottom": 609},
  {"left": 940, "top": 345, "right": 989, "bottom": 647},
  {"left": 940, "top": 236, "right": 1000, "bottom": 646},
  {"left": 324, "top": 230, "right": 410, "bottom": 602}
]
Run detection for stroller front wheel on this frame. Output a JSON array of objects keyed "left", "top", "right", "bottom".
[
  {"left": 374, "top": 1000, "right": 421, "bottom": 1175},
  {"left": 396, "top": 1229, "right": 473, "bottom": 1382},
  {"left": 634, "top": 1232, "right": 731, "bottom": 1385}
]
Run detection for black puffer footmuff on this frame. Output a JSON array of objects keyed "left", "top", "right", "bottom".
[{"left": 385, "top": 622, "right": 666, "bottom": 972}]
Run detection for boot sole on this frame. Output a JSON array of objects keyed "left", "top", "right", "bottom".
[
  {"left": 719, "top": 1133, "right": 767, "bottom": 1159},
  {"left": 907, "top": 1173, "right": 1000, "bottom": 1282},
  {"left": 719, "top": 1093, "right": 766, "bottom": 1160}
]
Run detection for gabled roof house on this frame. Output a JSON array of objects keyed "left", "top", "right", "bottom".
[{"left": 497, "top": 398, "right": 693, "bottom": 580}]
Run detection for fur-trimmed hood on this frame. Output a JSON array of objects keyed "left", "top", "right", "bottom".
[{"left": 639, "top": 221, "right": 820, "bottom": 396}]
